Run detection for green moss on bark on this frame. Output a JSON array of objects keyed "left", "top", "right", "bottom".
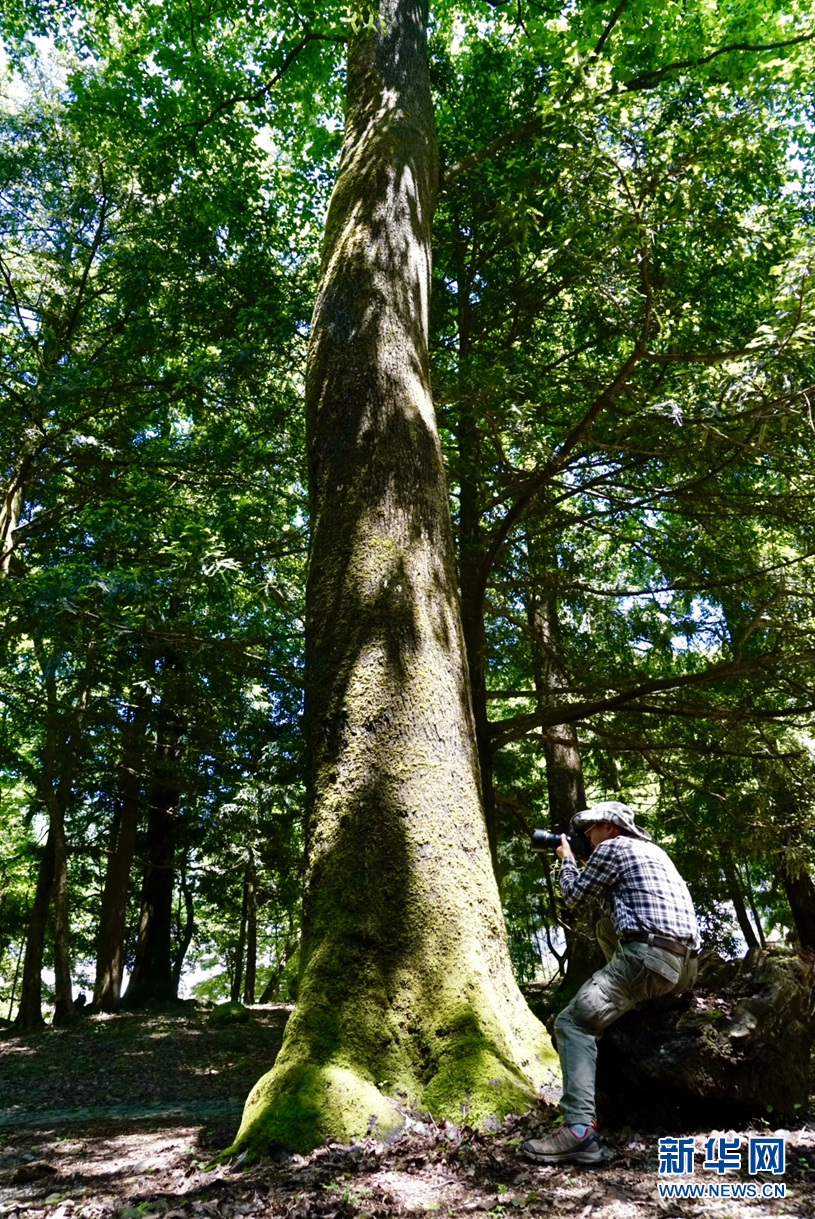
[
  {"left": 226, "top": 1060, "right": 405, "bottom": 1162},
  {"left": 226, "top": 0, "right": 563, "bottom": 1163},
  {"left": 225, "top": 983, "right": 558, "bottom": 1156}
]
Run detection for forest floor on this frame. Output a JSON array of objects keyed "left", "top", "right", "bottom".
[{"left": 0, "top": 1006, "right": 813, "bottom": 1219}]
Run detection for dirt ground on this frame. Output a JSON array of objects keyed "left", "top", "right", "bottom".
[{"left": 1, "top": 1007, "right": 813, "bottom": 1219}]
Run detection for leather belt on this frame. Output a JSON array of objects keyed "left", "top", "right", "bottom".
[{"left": 622, "top": 931, "right": 699, "bottom": 960}]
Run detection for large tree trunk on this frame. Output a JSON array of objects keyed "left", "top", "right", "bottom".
[
  {"left": 781, "top": 866, "right": 815, "bottom": 952},
  {"left": 93, "top": 691, "right": 149, "bottom": 1009},
  {"left": 123, "top": 730, "right": 179, "bottom": 1008},
  {"left": 230, "top": 0, "right": 552, "bottom": 1159}
]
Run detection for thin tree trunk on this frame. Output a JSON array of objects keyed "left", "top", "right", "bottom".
[
  {"left": 722, "top": 853, "right": 759, "bottom": 951},
  {"left": 7, "top": 932, "right": 25, "bottom": 1020},
  {"left": 525, "top": 547, "right": 604, "bottom": 997},
  {"left": 0, "top": 437, "right": 36, "bottom": 577},
  {"left": 243, "top": 862, "right": 257, "bottom": 1005},
  {"left": 0, "top": 480, "right": 23, "bottom": 577},
  {"left": 740, "top": 863, "right": 766, "bottom": 949},
  {"left": 14, "top": 833, "right": 55, "bottom": 1030},
  {"left": 231, "top": 870, "right": 249, "bottom": 1004},
  {"left": 50, "top": 812, "right": 73, "bottom": 1025},
  {"left": 172, "top": 850, "right": 194, "bottom": 995},
  {"left": 526, "top": 591, "right": 586, "bottom": 832},
  {"left": 124, "top": 728, "right": 180, "bottom": 1008},
  {"left": 16, "top": 651, "right": 92, "bottom": 1029},
  {"left": 93, "top": 691, "right": 149, "bottom": 1009},
  {"left": 257, "top": 934, "right": 298, "bottom": 1003},
  {"left": 767, "top": 781, "right": 815, "bottom": 953},
  {"left": 455, "top": 267, "right": 498, "bottom": 873},
  {"left": 230, "top": 0, "right": 550, "bottom": 1159}
]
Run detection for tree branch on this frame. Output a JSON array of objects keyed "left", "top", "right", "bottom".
[
  {"left": 188, "top": 32, "right": 348, "bottom": 141},
  {"left": 60, "top": 161, "right": 108, "bottom": 352},
  {"left": 487, "top": 653, "right": 815, "bottom": 750},
  {"left": 641, "top": 345, "right": 753, "bottom": 365},
  {"left": 622, "top": 30, "right": 815, "bottom": 92},
  {"left": 474, "top": 344, "right": 643, "bottom": 594}
]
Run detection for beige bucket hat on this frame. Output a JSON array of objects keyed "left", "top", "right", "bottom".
[{"left": 570, "top": 800, "right": 652, "bottom": 842}]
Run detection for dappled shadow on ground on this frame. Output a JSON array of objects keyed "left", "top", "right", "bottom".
[
  {"left": 1, "top": 1110, "right": 815, "bottom": 1219},
  {"left": 1, "top": 1007, "right": 814, "bottom": 1219},
  {"left": 0, "top": 1006, "right": 290, "bottom": 1116}
]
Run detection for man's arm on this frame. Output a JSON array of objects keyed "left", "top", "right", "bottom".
[{"left": 558, "top": 837, "right": 618, "bottom": 909}]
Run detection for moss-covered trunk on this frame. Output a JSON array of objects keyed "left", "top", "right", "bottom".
[{"left": 231, "top": 0, "right": 553, "bottom": 1158}]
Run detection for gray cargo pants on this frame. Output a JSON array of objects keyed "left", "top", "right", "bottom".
[{"left": 554, "top": 919, "right": 697, "bottom": 1126}]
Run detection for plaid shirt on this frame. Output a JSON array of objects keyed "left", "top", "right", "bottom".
[{"left": 559, "top": 836, "right": 701, "bottom": 948}]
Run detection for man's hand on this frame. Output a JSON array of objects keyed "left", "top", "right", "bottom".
[{"left": 556, "top": 833, "right": 574, "bottom": 862}]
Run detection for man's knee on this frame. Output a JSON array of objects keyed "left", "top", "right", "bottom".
[
  {"left": 554, "top": 1003, "right": 576, "bottom": 1038},
  {"left": 556, "top": 984, "right": 607, "bottom": 1040}
]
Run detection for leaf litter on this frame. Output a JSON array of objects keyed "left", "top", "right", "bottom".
[{"left": 1, "top": 1009, "right": 813, "bottom": 1219}]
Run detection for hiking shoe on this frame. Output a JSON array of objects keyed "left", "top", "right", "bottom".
[{"left": 522, "top": 1125, "right": 605, "bottom": 1165}]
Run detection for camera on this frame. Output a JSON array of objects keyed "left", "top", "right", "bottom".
[{"left": 530, "top": 828, "right": 590, "bottom": 860}]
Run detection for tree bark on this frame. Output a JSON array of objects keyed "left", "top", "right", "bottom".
[
  {"left": 766, "top": 780, "right": 815, "bottom": 952},
  {"left": 597, "top": 949, "right": 815, "bottom": 1126},
  {"left": 0, "top": 434, "right": 37, "bottom": 578},
  {"left": 123, "top": 729, "right": 180, "bottom": 1008},
  {"left": 526, "top": 573, "right": 586, "bottom": 832},
  {"left": 93, "top": 691, "right": 149, "bottom": 1009},
  {"left": 0, "top": 479, "right": 24, "bottom": 577},
  {"left": 230, "top": 0, "right": 552, "bottom": 1158}
]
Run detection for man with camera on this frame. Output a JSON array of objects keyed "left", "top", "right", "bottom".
[{"left": 523, "top": 801, "right": 700, "bottom": 1166}]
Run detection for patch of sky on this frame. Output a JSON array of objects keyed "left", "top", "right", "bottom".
[
  {"left": 171, "top": 414, "right": 193, "bottom": 438},
  {"left": 134, "top": 425, "right": 160, "bottom": 443},
  {"left": 533, "top": 924, "right": 566, "bottom": 980}
]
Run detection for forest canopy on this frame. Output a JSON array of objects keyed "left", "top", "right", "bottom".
[{"left": 1, "top": 0, "right": 815, "bottom": 1148}]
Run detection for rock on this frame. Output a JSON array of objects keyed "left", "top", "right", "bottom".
[
  {"left": 208, "top": 1001, "right": 251, "bottom": 1026},
  {"left": 596, "top": 947, "right": 815, "bottom": 1128}
]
